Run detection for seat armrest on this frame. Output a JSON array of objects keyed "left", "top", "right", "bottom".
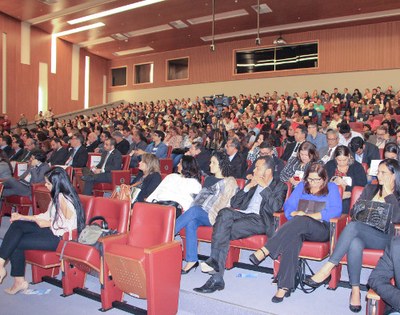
[
  {"left": 144, "top": 241, "right": 182, "bottom": 255},
  {"left": 111, "top": 170, "right": 131, "bottom": 187},
  {"left": 366, "top": 289, "right": 381, "bottom": 301},
  {"left": 394, "top": 224, "right": 400, "bottom": 236},
  {"left": 62, "top": 229, "right": 78, "bottom": 241},
  {"left": 99, "top": 233, "right": 129, "bottom": 252},
  {"left": 329, "top": 214, "right": 348, "bottom": 254},
  {"left": 273, "top": 211, "right": 287, "bottom": 230}
]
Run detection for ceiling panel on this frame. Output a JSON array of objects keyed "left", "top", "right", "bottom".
[{"left": 1, "top": 0, "right": 399, "bottom": 60}]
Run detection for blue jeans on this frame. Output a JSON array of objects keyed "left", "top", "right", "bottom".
[
  {"left": 171, "top": 153, "right": 183, "bottom": 168},
  {"left": 175, "top": 205, "right": 211, "bottom": 262},
  {"left": 329, "top": 221, "right": 390, "bottom": 285}
]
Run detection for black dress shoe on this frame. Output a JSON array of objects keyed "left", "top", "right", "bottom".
[
  {"left": 271, "top": 289, "right": 291, "bottom": 303},
  {"left": 193, "top": 277, "right": 225, "bottom": 293},
  {"left": 181, "top": 261, "right": 199, "bottom": 275},
  {"left": 249, "top": 248, "right": 268, "bottom": 266},
  {"left": 303, "top": 275, "right": 331, "bottom": 288},
  {"left": 349, "top": 292, "right": 362, "bottom": 313}
]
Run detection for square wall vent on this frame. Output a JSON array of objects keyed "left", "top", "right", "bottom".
[{"left": 251, "top": 3, "right": 273, "bottom": 14}]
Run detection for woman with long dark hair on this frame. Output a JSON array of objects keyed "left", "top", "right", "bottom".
[
  {"left": 305, "top": 159, "right": 400, "bottom": 313},
  {"left": 147, "top": 155, "right": 202, "bottom": 209},
  {"left": 0, "top": 167, "right": 85, "bottom": 294},
  {"left": 249, "top": 163, "right": 342, "bottom": 302},
  {"left": 176, "top": 152, "right": 238, "bottom": 274}
]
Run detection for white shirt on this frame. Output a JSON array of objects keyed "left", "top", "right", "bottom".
[{"left": 338, "top": 131, "right": 363, "bottom": 146}]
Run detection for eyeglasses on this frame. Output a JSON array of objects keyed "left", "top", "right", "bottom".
[
  {"left": 307, "top": 177, "right": 322, "bottom": 183},
  {"left": 327, "top": 137, "right": 338, "bottom": 141}
]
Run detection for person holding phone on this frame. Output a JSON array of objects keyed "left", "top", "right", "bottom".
[
  {"left": 280, "top": 141, "right": 319, "bottom": 186},
  {"left": 325, "top": 145, "right": 367, "bottom": 214}
]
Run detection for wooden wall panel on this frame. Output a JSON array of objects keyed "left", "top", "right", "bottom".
[
  {"left": 0, "top": 12, "right": 108, "bottom": 124},
  {"left": 108, "top": 21, "right": 400, "bottom": 93}
]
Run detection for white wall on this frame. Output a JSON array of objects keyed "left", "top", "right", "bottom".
[{"left": 108, "top": 69, "right": 400, "bottom": 103}]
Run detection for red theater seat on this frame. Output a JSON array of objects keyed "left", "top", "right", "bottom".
[
  {"left": 25, "top": 194, "right": 95, "bottom": 284},
  {"left": 57, "top": 197, "right": 130, "bottom": 310},
  {"left": 102, "top": 202, "right": 181, "bottom": 314}
]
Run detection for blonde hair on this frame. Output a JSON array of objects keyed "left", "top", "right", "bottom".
[{"left": 141, "top": 153, "right": 160, "bottom": 175}]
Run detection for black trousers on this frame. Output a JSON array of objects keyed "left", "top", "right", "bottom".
[
  {"left": 265, "top": 216, "right": 330, "bottom": 290},
  {"left": 209, "top": 208, "right": 266, "bottom": 278},
  {"left": 0, "top": 221, "right": 60, "bottom": 277},
  {"left": 82, "top": 172, "right": 111, "bottom": 195}
]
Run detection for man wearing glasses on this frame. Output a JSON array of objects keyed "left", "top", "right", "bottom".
[
  {"left": 65, "top": 133, "right": 88, "bottom": 168},
  {"left": 319, "top": 130, "right": 340, "bottom": 164}
]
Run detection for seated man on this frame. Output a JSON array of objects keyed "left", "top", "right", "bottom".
[
  {"left": 185, "top": 141, "right": 211, "bottom": 175},
  {"left": 349, "top": 136, "right": 380, "bottom": 168},
  {"left": 65, "top": 133, "right": 88, "bottom": 168},
  {"left": 368, "top": 236, "right": 400, "bottom": 315},
  {"left": 193, "top": 156, "right": 287, "bottom": 293},
  {"left": 225, "top": 137, "right": 247, "bottom": 179},
  {"left": 81, "top": 138, "right": 122, "bottom": 196},
  {"left": 1, "top": 149, "right": 50, "bottom": 199},
  {"left": 47, "top": 138, "right": 68, "bottom": 166}
]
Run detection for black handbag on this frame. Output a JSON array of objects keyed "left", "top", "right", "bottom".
[
  {"left": 351, "top": 199, "right": 393, "bottom": 234},
  {"left": 151, "top": 200, "right": 183, "bottom": 219}
]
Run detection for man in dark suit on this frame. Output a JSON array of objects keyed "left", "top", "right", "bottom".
[
  {"left": 47, "top": 138, "right": 69, "bottom": 166},
  {"left": 82, "top": 138, "right": 122, "bottom": 196},
  {"left": 10, "top": 138, "right": 25, "bottom": 161},
  {"left": 65, "top": 133, "right": 88, "bottom": 168},
  {"left": 18, "top": 138, "right": 37, "bottom": 162},
  {"left": 1, "top": 149, "right": 50, "bottom": 198},
  {"left": 281, "top": 125, "right": 307, "bottom": 162},
  {"left": 225, "top": 137, "right": 247, "bottom": 179},
  {"left": 194, "top": 156, "right": 287, "bottom": 293},
  {"left": 186, "top": 141, "right": 211, "bottom": 175},
  {"left": 368, "top": 236, "right": 400, "bottom": 315},
  {"left": 349, "top": 136, "right": 380, "bottom": 168},
  {"left": 112, "top": 131, "right": 130, "bottom": 155},
  {"left": 0, "top": 135, "right": 13, "bottom": 158}
]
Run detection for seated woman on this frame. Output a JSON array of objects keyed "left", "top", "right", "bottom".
[
  {"left": 304, "top": 159, "right": 400, "bottom": 313},
  {"left": 0, "top": 167, "right": 85, "bottom": 294},
  {"left": 147, "top": 155, "right": 202, "bottom": 210},
  {"left": 249, "top": 163, "right": 342, "bottom": 302},
  {"left": 131, "top": 153, "right": 162, "bottom": 202},
  {"left": 175, "top": 152, "right": 238, "bottom": 274},
  {"left": 280, "top": 141, "right": 319, "bottom": 186},
  {"left": 383, "top": 142, "right": 399, "bottom": 160},
  {"left": 368, "top": 236, "right": 400, "bottom": 315},
  {"left": 325, "top": 145, "right": 367, "bottom": 214}
]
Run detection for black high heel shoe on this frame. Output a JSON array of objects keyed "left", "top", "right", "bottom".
[
  {"left": 181, "top": 261, "right": 199, "bottom": 275},
  {"left": 249, "top": 248, "right": 268, "bottom": 266},
  {"left": 349, "top": 292, "right": 362, "bottom": 313},
  {"left": 271, "top": 288, "right": 291, "bottom": 303},
  {"left": 303, "top": 274, "right": 332, "bottom": 288}
]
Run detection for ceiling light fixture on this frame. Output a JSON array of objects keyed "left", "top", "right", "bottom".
[
  {"left": 78, "top": 36, "right": 115, "bottom": 47},
  {"left": 251, "top": 3, "right": 272, "bottom": 14},
  {"left": 113, "top": 46, "right": 154, "bottom": 56},
  {"left": 210, "top": 0, "right": 216, "bottom": 51},
  {"left": 110, "top": 33, "right": 129, "bottom": 41},
  {"left": 125, "top": 24, "right": 172, "bottom": 37},
  {"left": 273, "top": 34, "right": 287, "bottom": 45},
  {"left": 187, "top": 9, "right": 248, "bottom": 25},
  {"left": 67, "top": 0, "right": 165, "bottom": 25},
  {"left": 54, "top": 22, "right": 105, "bottom": 37},
  {"left": 169, "top": 20, "right": 188, "bottom": 29}
]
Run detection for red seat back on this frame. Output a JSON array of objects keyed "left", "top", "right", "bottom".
[
  {"left": 121, "top": 155, "right": 131, "bottom": 170},
  {"left": 160, "top": 158, "right": 173, "bottom": 174},
  {"left": 235, "top": 178, "right": 245, "bottom": 190},
  {"left": 127, "top": 202, "right": 175, "bottom": 248},
  {"left": 31, "top": 184, "right": 51, "bottom": 215},
  {"left": 90, "top": 197, "right": 130, "bottom": 233},
  {"left": 276, "top": 147, "right": 283, "bottom": 158},
  {"left": 349, "top": 186, "right": 364, "bottom": 217},
  {"left": 78, "top": 194, "right": 95, "bottom": 224},
  {"left": 167, "top": 145, "right": 173, "bottom": 158}
]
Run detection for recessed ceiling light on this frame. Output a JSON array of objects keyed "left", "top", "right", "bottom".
[
  {"left": 125, "top": 24, "right": 172, "bottom": 37},
  {"left": 251, "top": 3, "right": 273, "bottom": 14},
  {"left": 110, "top": 33, "right": 129, "bottom": 41},
  {"left": 54, "top": 22, "right": 105, "bottom": 37},
  {"left": 187, "top": 9, "right": 248, "bottom": 25},
  {"left": 67, "top": 0, "right": 165, "bottom": 25},
  {"left": 79, "top": 36, "right": 115, "bottom": 47},
  {"left": 169, "top": 20, "right": 188, "bottom": 29},
  {"left": 113, "top": 46, "right": 154, "bottom": 56}
]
